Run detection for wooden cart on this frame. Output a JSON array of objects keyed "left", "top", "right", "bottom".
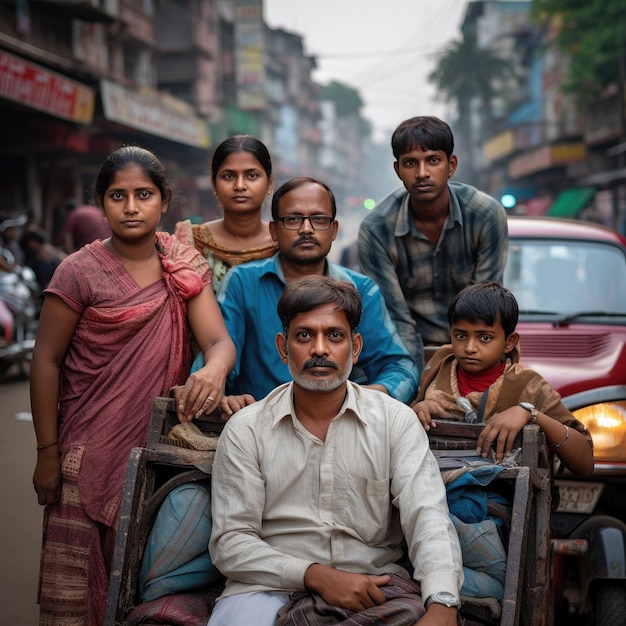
[
  {"left": 428, "top": 421, "right": 553, "bottom": 626},
  {"left": 105, "top": 398, "right": 553, "bottom": 626}
]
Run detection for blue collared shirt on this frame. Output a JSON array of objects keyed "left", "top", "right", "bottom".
[{"left": 214, "top": 253, "right": 418, "bottom": 403}]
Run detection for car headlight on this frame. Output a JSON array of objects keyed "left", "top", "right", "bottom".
[{"left": 573, "top": 401, "right": 626, "bottom": 462}]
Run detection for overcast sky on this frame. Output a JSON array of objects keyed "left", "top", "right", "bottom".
[{"left": 264, "top": 0, "right": 471, "bottom": 143}]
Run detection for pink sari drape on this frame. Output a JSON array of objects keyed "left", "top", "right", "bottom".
[{"left": 39, "top": 233, "right": 210, "bottom": 625}]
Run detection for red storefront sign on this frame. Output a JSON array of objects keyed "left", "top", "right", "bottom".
[{"left": 0, "top": 50, "right": 94, "bottom": 124}]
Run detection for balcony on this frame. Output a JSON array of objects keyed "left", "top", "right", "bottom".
[{"left": 31, "top": 0, "right": 118, "bottom": 22}]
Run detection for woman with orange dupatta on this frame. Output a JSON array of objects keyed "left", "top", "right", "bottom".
[
  {"left": 30, "top": 146, "right": 236, "bottom": 626},
  {"left": 174, "top": 134, "right": 277, "bottom": 294}
]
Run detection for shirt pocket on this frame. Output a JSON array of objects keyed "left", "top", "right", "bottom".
[
  {"left": 335, "top": 473, "right": 391, "bottom": 545},
  {"left": 450, "top": 263, "right": 476, "bottom": 289}
]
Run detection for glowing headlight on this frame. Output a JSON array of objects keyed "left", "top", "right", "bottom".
[{"left": 573, "top": 401, "right": 626, "bottom": 462}]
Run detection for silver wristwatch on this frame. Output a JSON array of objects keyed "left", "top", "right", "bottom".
[
  {"left": 519, "top": 401, "right": 538, "bottom": 424},
  {"left": 425, "top": 591, "right": 460, "bottom": 608}
]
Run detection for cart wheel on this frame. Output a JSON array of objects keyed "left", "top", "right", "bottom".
[{"left": 593, "top": 582, "right": 626, "bottom": 626}]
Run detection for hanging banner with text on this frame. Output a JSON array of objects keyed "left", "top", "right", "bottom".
[
  {"left": 100, "top": 79, "right": 210, "bottom": 148},
  {"left": 0, "top": 50, "right": 94, "bottom": 124},
  {"left": 235, "top": 0, "right": 266, "bottom": 110}
]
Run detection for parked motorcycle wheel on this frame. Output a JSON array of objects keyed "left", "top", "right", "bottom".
[
  {"left": 593, "top": 582, "right": 626, "bottom": 626},
  {"left": 0, "top": 354, "right": 31, "bottom": 380}
]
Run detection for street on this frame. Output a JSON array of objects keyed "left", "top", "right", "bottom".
[{"left": 0, "top": 369, "right": 41, "bottom": 625}]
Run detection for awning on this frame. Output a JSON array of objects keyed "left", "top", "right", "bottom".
[{"left": 546, "top": 187, "right": 596, "bottom": 218}]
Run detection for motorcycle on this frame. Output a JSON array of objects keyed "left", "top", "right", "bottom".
[
  {"left": 551, "top": 391, "right": 626, "bottom": 625},
  {"left": 0, "top": 246, "right": 39, "bottom": 378}
]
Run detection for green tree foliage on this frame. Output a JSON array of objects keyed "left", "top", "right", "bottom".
[
  {"left": 531, "top": 0, "right": 625, "bottom": 102},
  {"left": 428, "top": 31, "right": 514, "bottom": 121},
  {"left": 321, "top": 80, "right": 364, "bottom": 117}
]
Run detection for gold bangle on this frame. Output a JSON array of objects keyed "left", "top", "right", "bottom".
[
  {"left": 36, "top": 441, "right": 58, "bottom": 451},
  {"left": 551, "top": 425, "right": 569, "bottom": 449}
]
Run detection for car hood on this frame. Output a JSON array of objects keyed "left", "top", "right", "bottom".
[{"left": 516, "top": 321, "right": 626, "bottom": 400}]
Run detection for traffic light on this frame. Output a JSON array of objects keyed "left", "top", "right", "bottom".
[{"left": 501, "top": 193, "right": 517, "bottom": 210}]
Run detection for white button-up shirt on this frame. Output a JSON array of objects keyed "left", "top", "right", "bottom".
[{"left": 209, "top": 381, "right": 463, "bottom": 603}]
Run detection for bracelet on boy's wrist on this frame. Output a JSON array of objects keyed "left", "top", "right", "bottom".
[{"left": 550, "top": 424, "right": 570, "bottom": 449}]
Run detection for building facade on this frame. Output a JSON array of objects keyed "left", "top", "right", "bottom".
[{"left": 0, "top": 0, "right": 373, "bottom": 237}]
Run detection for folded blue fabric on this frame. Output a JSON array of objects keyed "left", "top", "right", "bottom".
[
  {"left": 139, "top": 483, "right": 222, "bottom": 602},
  {"left": 446, "top": 465, "right": 508, "bottom": 524},
  {"left": 451, "top": 514, "right": 506, "bottom": 599}
]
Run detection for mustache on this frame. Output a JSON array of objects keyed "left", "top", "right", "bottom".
[
  {"left": 295, "top": 235, "right": 319, "bottom": 245},
  {"left": 304, "top": 357, "right": 337, "bottom": 370}
]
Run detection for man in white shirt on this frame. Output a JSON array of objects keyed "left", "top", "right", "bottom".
[{"left": 208, "top": 276, "right": 463, "bottom": 626}]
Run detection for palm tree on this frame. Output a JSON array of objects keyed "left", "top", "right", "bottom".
[{"left": 429, "top": 31, "right": 514, "bottom": 182}]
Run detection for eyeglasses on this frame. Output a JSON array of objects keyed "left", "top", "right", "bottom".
[{"left": 276, "top": 215, "right": 334, "bottom": 231}]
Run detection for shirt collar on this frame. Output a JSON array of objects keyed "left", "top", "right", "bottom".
[
  {"left": 261, "top": 252, "right": 286, "bottom": 284},
  {"left": 394, "top": 183, "right": 463, "bottom": 237},
  {"left": 394, "top": 193, "right": 413, "bottom": 237},
  {"left": 269, "top": 381, "right": 369, "bottom": 430},
  {"left": 270, "top": 253, "right": 335, "bottom": 283}
]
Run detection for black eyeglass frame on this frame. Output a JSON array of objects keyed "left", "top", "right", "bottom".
[{"left": 275, "top": 215, "right": 335, "bottom": 231}]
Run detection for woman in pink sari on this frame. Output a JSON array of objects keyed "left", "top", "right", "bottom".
[{"left": 30, "top": 146, "right": 236, "bottom": 626}]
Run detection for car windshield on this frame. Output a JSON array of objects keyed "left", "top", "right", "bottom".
[{"left": 504, "top": 239, "right": 626, "bottom": 316}]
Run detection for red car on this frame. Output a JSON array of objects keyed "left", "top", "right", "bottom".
[
  {"left": 504, "top": 216, "right": 626, "bottom": 623},
  {"left": 505, "top": 216, "right": 626, "bottom": 464}
]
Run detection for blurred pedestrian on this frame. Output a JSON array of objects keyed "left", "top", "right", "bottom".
[
  {"left": 63, "top": 201, "right": 111, "bottom": 253},
  {"left": 19, "top": 230, "right": 66, "bottom": 289},
  {"left": 0, "top": 214, "right": 27, "bottom": 267}
]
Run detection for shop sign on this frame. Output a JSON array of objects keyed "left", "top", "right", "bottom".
[
  {"left": 0, "top": 50, "right": 94, "bottom": 124},
  {"left": 234, "top": 0, "right": 266, "bottom": 110},
  {"left": 509, "top": 146, "right": 552, "bottom": 179},
  {"left": 508, "top": 142, "right": 587, "bottom": 179},
  {"left": 100, "top": 79, "right": 209, "bottom": 148},
  {"left": 484, "top": 130, "right": 514, "bottom": 163},
  {"left": 551, "top": 143, "right": 586, "bottom": 164}
]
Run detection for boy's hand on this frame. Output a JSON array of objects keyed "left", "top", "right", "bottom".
[
  {"left": 410, "top": 400, "right": 455, "bottom": 430},
  {"left": 476, "top": 406, "right": 529, "bottom": 461}
]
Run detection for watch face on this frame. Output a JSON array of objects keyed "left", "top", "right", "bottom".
[
  {"left": 519, "top": 402, "right": 535, "bottom": 411},
  {"left": 430, "top": 592, "right": 459, "bottom": 607}
]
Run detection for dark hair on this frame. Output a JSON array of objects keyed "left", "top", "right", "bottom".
[
  {"left": 61, "top": 199, "right": 78, "bottom": 212},
  {"left": 20, "top": 230, "right": 46, "bottom": 248},
  {"left": 271, "top": 177, "right": 337, "bottom": 221},
  {"left": 277, "top": 276, "right": 362, "bottom": 335},
  {"left": 391, "top": 116, "right": 454, "bottom": 160},
  {"left": 211, "top": 135, "right": 272, "bottom": 181},
  {"left": 448, "top": 281, "right": 519, "bottom": 337},
  {"left": 93, "top": 146, "right": 172, "bottom": 208}
]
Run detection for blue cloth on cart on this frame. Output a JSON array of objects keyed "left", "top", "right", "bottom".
[
  {"left": 139, "top": 482, "right": 221, "bottom": 602},
  {"left": 451, "top": 514, "right": 506, "bottom": 599},
  {"left": 446, "top": 464, "right": 507, "bottom": 524}
]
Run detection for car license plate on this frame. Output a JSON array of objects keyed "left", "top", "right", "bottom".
[{"left": 555, "top": 479, "right": 604, "bottom": 514}]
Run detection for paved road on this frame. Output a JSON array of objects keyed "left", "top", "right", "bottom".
[{"left": 0, "top": 370, "right": 41, "bottom": 625}]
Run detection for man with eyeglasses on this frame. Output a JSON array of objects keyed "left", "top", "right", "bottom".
[{"left": 214, "top": 177, "right": 419, "bottom": 417}]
